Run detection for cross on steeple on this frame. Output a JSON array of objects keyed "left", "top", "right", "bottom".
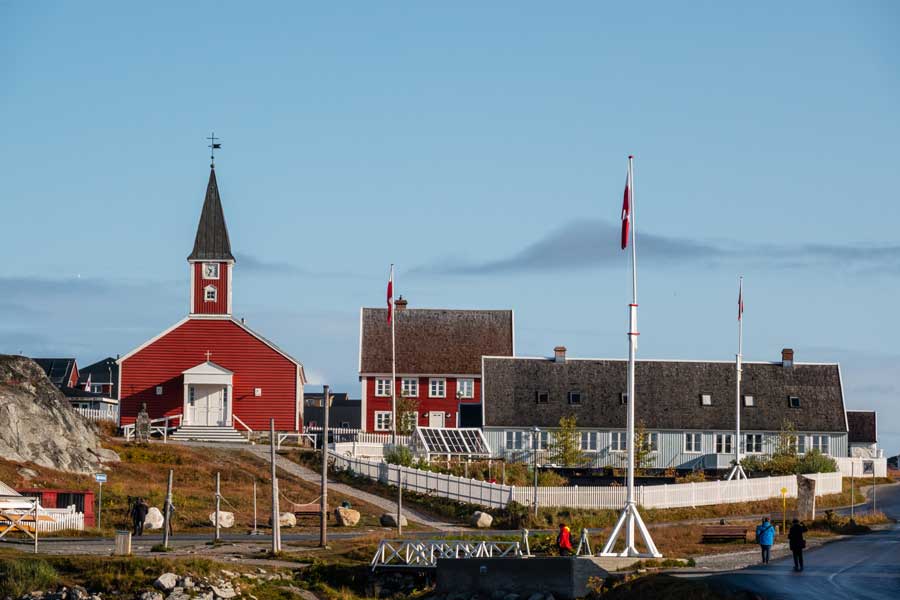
[
  {"left": 207, "top": 132, "right": 222, "bottom": 168},
  {"left": 206, "top": 350, "right": 212, "bottom": 362}
]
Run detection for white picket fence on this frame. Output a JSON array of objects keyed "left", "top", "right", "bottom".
[
  {"left": 72, "top": 405, "right": 119, "bottom": 423},
  {"left": 38, "top": 507, "right": 85, "bottom": 532},
  {"left": 306, "top": 427, "right": 410, "bottom": 446},
  {"left": 330, "top": 452, "right": 843, "bottom": 511}
]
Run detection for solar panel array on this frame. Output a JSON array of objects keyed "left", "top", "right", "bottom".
[{"left": 414, "top": 427, "right": 491, "bottom": 457}]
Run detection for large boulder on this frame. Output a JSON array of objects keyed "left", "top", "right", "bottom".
[
  {"left": 209, "top": 511, "right": 235, "bottom": 528},
  {"left": 269, "top": 512, "right": 296, "bottom": 528},
  {"left": 0, "top": 355, "right": 104, "bottom": 473},
  {"left": 154, "top": 573, "right": 178, "bottom": 592},
  {"left": 145, "top": 507, "right": 165, "bottom": 530},
  {"left": 335, "top": 507, "right": 360, "bottom": 527},
  {"left": 380, "top": 513, "right": 408, "bottom": 527},
  {"left": 470, "top": 511, "right": 493, "bottom": 528}
]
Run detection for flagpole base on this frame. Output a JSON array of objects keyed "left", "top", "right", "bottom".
[
  {"left": 726, "top": 464, "right": 748, "bottom": 481},
  {"left": 599, "top": 502, "right": 662, "bottom": 558}
]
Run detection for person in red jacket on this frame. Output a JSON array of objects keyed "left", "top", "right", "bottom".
[{"left": 557, "top": 523, "right": 574, "bottom": 556}]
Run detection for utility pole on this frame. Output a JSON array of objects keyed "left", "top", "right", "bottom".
[
  {"left": 251, "top": 480, "right": 259, "bottom": 535},
  {"left": 397, "top": 470, "right": 403, "bottom": 536},
  {"left": 850, "top": 461, "right": 855, "bottom": 520},
  {"left": 320, "top": 385, "right": 330, "bottom": 547},
  {"left": 532, "top": 427, "right": 540, "bottom": 517},
  {"left": 214, "top": 472, "right": 221, "bottom": 543},
  {"left": 270, "top": 418, "right": 281, "bottom": 553},
  {"left": 162, "top": 469, "right": 173, "bottom": 549}
]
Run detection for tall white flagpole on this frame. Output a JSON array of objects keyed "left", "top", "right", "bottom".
[
  {"left": 390, "top": 264, "right": 397, "bottom": 445},
  {"left": 727, "top": 277, "right": 747, "bottom": 480},
  {"left": 601, "top": 155, "right": 661, "bottom": 558}
]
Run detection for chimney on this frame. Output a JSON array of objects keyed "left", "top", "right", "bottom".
[
  {"left": 554, "top": 346, "right": 567, "bottom": 364},
  {"left": 395, "top": 296, "right": 408, "bottom": 312},
  {"left": 782, "top": 348, "right": 794, "bottom": 368}
]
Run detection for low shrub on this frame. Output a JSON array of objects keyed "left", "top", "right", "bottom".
[
  {"left": 0, "top": 558, "right": 58, "bottom": 598},
  {"left": 383, "top": 446, "right": 414, "bottom": 467}
]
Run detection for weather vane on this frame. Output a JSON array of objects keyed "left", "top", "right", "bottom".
[{"left": 207, "top": 132, "right": 222, "bottom": 168}]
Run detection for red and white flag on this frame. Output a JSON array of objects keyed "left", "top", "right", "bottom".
[
  {"left": 386, "top": 265, "right": 394, "bottom": 324},
  {"left": 83, "top": 374, "right": 92, "bottom": 392},
  {"left": 738, "top": 279, "right": 744, "bottom": 321},
  {"left": 621, "top": 174, "right": 631, "bottom": 250}
]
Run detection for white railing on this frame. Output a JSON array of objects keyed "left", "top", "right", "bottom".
[
  {"left": 371, "top": 539, "right": 523, "bottom": 569},
  {"left": 72, "top": 406, "right": 119, "bottom": 423},
  {"left": 232, "top": 415, "right": 254, "bottom": 443},
  {"left": 305, "top": 426, "right": 411, "bottom": 446},
  {"left": 833, "top": 456, "right": 887, "bottom": 478},
  {"left": 333, "top": 442, "right": 386, "bottom": 458},
  {"left": 122, "top": 414, "right": 182, "bottom": 442},
  {"left": 330, "top": 452, "right": 843, "bottom": 511}
]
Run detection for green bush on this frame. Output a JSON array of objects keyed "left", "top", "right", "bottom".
[
  {"left": 384, "top": 445, "right": 414, "bottom": 467},
  {"left": 798, "top": 449, "right": 837, "bottom": 474},
  {"left": 740, "top": 449, "right": 836, "bottom": 475},
  {"left": 0, "top": 558, "right": 58, "bottom": 598}
]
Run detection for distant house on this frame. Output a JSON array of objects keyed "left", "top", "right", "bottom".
[
  {"left": 847, "top": 410, "right": 880, "bottom": 458},
  {"left": 77, "top": 357, "right": 119, "bottom": 398},
  {"left": 359, "top": 300, "right": 514, "bottom": 432},
  {"left": 32, "top": 356, "right": 118, "bottom": 421},
  {"left": 303, "top": 392, "right": 361, "bottom": 429},
  {"left": 32, "top": 358, "right": 79, "bottom": 388},
  {"left": 481, "top": 347, "right": 850, "bottom": 472}
]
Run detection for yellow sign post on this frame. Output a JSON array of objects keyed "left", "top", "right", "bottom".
[{"left": 780, "top": 487, "right": 788, "bottom": 534}]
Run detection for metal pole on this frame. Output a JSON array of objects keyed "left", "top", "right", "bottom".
[
  {"left": 735, "top": 277, "right": 743, "bottom": 477},
  {"left": 390, "top": 265, "right": 397, "bottom": 445},
  {"left": 252, "top": 481, "right": 259, "bottom": 535},
  {"left": 873, "top": 468, "right": 877, "bottom": 513},
  {"left": 270, "top": 418, "right": 280, "bottom": 553},
  {"left": 397, "top": 470, "right": 403, "bottom": 536},
  {"left": 215, "top": 472, "right": 221, "bottom": 542},
  {"left": 97, "top": 481, "right": 103, "bottom": 530},
  {"left": 850, "top": 461, "right": 854, "bottom": 520},
  {"left": 33, "top": 499, "right": 38, "bottom": 554},
  {"left": 162, "top": 469, "right": 173, "bottom": 549},
  {"left": 532, "top": 427, "right": 539, "bottom": 517},
  {"left": 320, "top": 385, "right": 330, "bottom": 547},
  {"left": 625, "top": 155, "right": 637, "bottom": 550}
]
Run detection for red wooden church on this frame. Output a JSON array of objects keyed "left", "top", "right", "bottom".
[{"left": 117, "top": 164, "right": 306, "bottom": 439}]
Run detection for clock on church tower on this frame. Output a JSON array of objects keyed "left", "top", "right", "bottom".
[{"left": 188, "top": 166, "right": 235, "bottom": 316}]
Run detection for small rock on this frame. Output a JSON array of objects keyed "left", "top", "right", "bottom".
[
  {"left": 379, "top": 513, "right": 408, "bottom": 527},
  {"left": 335, "top": 507, "right": 360, "bottom": 527},
  {"left": 154, "top": 573, "right": 179, "bottom": 592},
  {"left": 210, "top": 512, "right": 235, "bottom": 528},
  {"left": 256, "top": 568, "right": 266, "bottom": 574},
  {"left": 144, "top": 507, "right": 165, "bottom": 530},
  {"left": 181, "top": 577, "right": 194, "bottom": 589},
  {"left": 221, "top": 570, "right": 237, "bottom": 579},
  {"left": 210, "top": 586, "right": 237, "bottom": 599},
  {"left": 269, "top": 512, "right": 296, "bottom": 528},
  {"left": 470, "top": 511, "right": 493, "bottom": 528},
  {"left": 140, "top": 592, "right": 164, "bottom": 600}
]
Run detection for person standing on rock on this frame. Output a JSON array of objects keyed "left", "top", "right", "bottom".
[
  {"left": 755, "top": 517, "right": 776, "bottom": 564},
  {"left": 788, "top": 518, "right": 808, "bottom": 572},
  {"left": 556, "top": 523, "right": 573, "bottom": 556},
  {"left": 130, "top": 497, "right": 149, "bottom": 536}
]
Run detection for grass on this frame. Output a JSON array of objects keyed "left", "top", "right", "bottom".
[
  {"left": 0, "top": 557, "right": 59, "bottom": 598},
  {"left": 0, "top": 439, "right": 387, "bottom": 537}
]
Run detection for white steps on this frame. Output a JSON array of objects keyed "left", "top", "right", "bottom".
[{"left": 170, "top": 425, "right": 249, "bottom": 443}]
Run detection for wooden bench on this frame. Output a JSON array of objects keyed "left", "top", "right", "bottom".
[
  {"left": 701, "top": 526, "right": 748, "bottom": 543},
  {"left": 292, "top": 502, "right": 326, "bottom": 518}
]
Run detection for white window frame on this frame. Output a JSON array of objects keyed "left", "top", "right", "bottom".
[
  {"left": 715, "top": 433, "right": 733, "bottom": 454},
  {"left": 745, "top": 433, "right": 763, "bottom": 454},
  {"left": 374, "top": 411, "right": 392, "bottom": 431},
  {"left": 568, "top": 390, "right": 583, "bottom": 405},
  {"left": 610, "top": 431, "right": 626, "bottom": 452},
  {"left": 374, "top": 377, "right": 392, "bottom": 397},
  {"left": 204, "top": 285, "right": 217, "bottom": 302},
  {"left": 155, "top": 386, "right": 163, "bottom": 396},
  {"left": 401, "top": 377, "right": 418, "bottom": 397},
  {"left": 684, "top": 432, "right": 702, "bottom": 454},
  {"left": 457, "top": 378, "right": 474, "bottom": 399},
  {"left": 791, "top": 434, "right": 806, "bottom": 455},
  {"left": 789, "top": 396, "right": 801, "bottom": 409},
  {"left": 580, "top": 431, "right": 598, "bottom": 451},
  {"left": 535, "top": 430, "right": 550, "bottom": 450},
  {"left": 811, "top": 435, "right": 830, "bottom": 455},
  {"left": 743, "top": 395, "right": 755, "bottom": 407},
  {"left": 535, "top": 391, "right": 549, "bottom": 404},
  {"left": 641, "top": 431, "right": 659, "bottom": 453},
  {"left": 619, "top": 393, "right": 628, "bottom": 405},
  {"left": 701, "top": 394, "right": 712, "bottom": 406},
  {"left": 505, "top": 431, "right": 523, "bottom": 450},
  {"left": 90, "top": 383, "right": 104, "bottom": 394},
  {"left": 202, "top": 262, "right": 220, "bottom": 280},
  {"left": 429, "top": 378, "right": 446, "bottom": 398}
]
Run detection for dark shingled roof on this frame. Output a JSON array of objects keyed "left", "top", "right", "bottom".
[
  {"left": 188, "top": 168, "right": 234, "bottom": 261},
  {"left": 847, "top": 410, "right": 877, "bottom": 443},
  {"left": 360, "top": 308, "right": 514, "bottom": 375},
  {"left": 32, "top": 358, "right": 77, "bottom": 387},
  {"left": 78, "top": 357, "right": 119, "bottom": 396},
  {"left": 483, "top": 357, "right": 847, "bottom": 432}
]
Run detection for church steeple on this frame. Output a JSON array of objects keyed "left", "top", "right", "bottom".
[
  {"left": 188, "top": 167, "right": 235, "bottom": 262},
  {"left": 188, "top": 163, "right": 234, "bottom": 317}
]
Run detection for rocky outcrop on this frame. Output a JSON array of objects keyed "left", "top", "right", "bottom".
[{"left": 0, "top": 355, "right": 116, "bottom": 474}]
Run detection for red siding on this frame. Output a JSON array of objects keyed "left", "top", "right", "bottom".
[
  {"left": 192, "top": 262, "right": 230, "bottom": 315},
  {"left": 120, "top": 318, "right": 299, "bottom": 431},
  {"left": 18, "top": 489, "right": 96, "bottom": 527},
  {"left": 364, "top": 376, "right": 481, "bottom": 431},
  {"left": 69, "top": 365, "right": 79, "bottom": 389}
]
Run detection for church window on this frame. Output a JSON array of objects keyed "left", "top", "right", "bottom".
[{"left": 204, "top": 285, "right": 217, "bottom": 302}]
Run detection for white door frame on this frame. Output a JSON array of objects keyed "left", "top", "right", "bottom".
[{"left": 182, "top": 361, "right": 234, "bottom": 426}]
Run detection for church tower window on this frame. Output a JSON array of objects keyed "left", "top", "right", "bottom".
[{"left": 204, "top": 285, "right": 218, "bottom": 302}]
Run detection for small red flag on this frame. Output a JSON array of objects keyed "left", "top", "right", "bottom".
[
  {"left": 621, "top": 176, "right": 631, "bottom": 250},
  {"left": 83, "top": 374, "right": 92, "bottom": 392},
  {"left": 386, "top": 266, "right": 394, "bottom": 324}
]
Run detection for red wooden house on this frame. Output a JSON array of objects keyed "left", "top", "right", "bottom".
[
  {"left": 117, "top": 164, "right": 306, "bottom": 439},
  {"left": 358, "top": 299, "right": 514, "bottom": 432}
]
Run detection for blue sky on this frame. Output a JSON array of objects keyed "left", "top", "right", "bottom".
[{"left": 2, "top": 2, "right": 898, "bottom": 453}]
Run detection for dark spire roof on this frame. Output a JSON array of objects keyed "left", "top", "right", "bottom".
[{"left": 188, "top": 168, "right": 235, "bottom": 261}]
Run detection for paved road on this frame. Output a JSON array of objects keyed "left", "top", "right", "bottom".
[{"left": 700, "top": 483, "right": 900, "bottom": 600}]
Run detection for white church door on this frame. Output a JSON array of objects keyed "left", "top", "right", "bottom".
[{"left": 187, "top": 385, "right": 227, "bottom": 426}]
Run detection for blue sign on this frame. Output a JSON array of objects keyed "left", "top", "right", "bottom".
[{"left": 94, "top": 473, "right": 107, "bottom": 483}]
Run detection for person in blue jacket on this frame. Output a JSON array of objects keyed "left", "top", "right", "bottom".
[{"left": 756, "top": 517, "right": 776, "bottom": 564}]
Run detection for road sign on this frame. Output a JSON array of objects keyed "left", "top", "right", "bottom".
[
  {"left": 863, "top": 461, "right": 875, "bottom": 475},
  {"left": 94, "top": 473, "right": 107, "bottom": 483},
  {"left": 780, "top": 487, "right": 787, "bottom": 495}
]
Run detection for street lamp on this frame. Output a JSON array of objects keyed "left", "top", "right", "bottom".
[{"left": 532, "top": 426, "right": 540, "bottom": 517}]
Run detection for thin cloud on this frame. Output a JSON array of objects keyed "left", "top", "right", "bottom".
[{"left": 235, "top": 253, "right": 360, "bottom": 279}]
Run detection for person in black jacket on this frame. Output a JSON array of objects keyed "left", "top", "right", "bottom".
[
  {"left": 130, "top": 497, "right": 149, "bottom": 536},
  {"left": 788, "top": 518, "right": 808, "bottom": 572}
]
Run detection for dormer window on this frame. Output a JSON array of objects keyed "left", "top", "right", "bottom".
[
  {"left": 701, "top": 394, "right": 712, "bottom": 406},
  {"left": 789, "top": 396, "right": 801, "bottom": 408},
  {"left": 535, "top": 391, "right": 549, "bottom": 404},
  {"left": 203, "top": 262, "right": 220, "bottom": 279},
  {"left": 204, "top": 285, "right": 218, "bottom": 302},
  {"left": 568, "top": 391, "right": 583, "bottom": 405}
]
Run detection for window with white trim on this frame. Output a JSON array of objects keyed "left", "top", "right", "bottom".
[
  {"left": 535, "top": 430, "right": 550, "bottom": 450},
  {"left": 429, "top": 378, "right": 446, "bottom": 398},
  {"left": 401, "top": 378, "right": 418, "bottom": 397},
  {"left": 90, "top": 383, "right": 104, "bottom": 394},
  {"left": 505, "top": 431, "right": 523, "bottom": 450},
  {"left": 457, "top": 378, "right": 474, "bottom": 399},
  {"left": 640, "top": 432, "right": 659, "bottom": 453},
  {"left": 715, "top": 433, "right": 733, "bottom": 454},
  {"left": 580, "top": 431, "right": 598, "bottom": 451},
  {"left": 811, "top": 435, "right": 829, "bottom": 455},
  {"left": 535, "top": 391, "right": 549, "bottom": 404},
  {"left": 374, "top": 411, "right": 392, "bottom": 431},
  {"left": 789, "top": 396, "right": 801, "bottom": 408},
  {"left": 619, "top": 393, "right": 628, "bottom": 405},
  {"left": 155, "top": 386, "right": 163, "bottom": 395},
  {"left": 790, "top": 435, "right": 806, "bottom": 454},
  {"left": 610, "top": 431, "right": 626, "bottom": 452},
  {"left": 701, "top": 394, "right": 713, "bottom": 406},
  {"left": 204, "top": 285, "right": 217, "bottom": 302},
  {"left": 745, "top": 433, "right": 763, "bottom": 454},
  {"left": 743, "top": 395, "right": 755, "bottom": 407},
  {"left": 374, "top": 378, "right": 392, "bottom": 397},
  {"left": 568, "top": 390, "right": 583, "bottom": 405},
  {"left": 684, "top": 432, "right": 702, "bottom": 453}
]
